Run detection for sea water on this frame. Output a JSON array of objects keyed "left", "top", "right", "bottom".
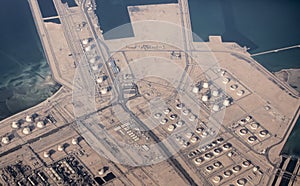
[
  {"left": 0, "top": 0, "right": 299, "bottom": 156},
  {"left": 94, "top": 0, "right": 300, "bottom": 156},
  {"left": 0, "top": 0, "right": 60, "bottom": 120}
]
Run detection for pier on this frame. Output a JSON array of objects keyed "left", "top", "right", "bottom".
[
  {"left": 0, "top": 0, "right": 299, "bottom": 185},
  {"left": 251, "top": 45, "right": 300, "bottom": 57},
  {"left": 273, "top": 155, "right": 300, "bottom": 186},
  {"left": 43, "top": 16, "right": 60, "bottom": 21},
  {"left": 28, "top": 0, "right": 73, "bottom": 89}
]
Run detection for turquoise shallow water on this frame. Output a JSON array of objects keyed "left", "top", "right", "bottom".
[{"left": 0, "top": 0, "right": 60, "bottom": 120}]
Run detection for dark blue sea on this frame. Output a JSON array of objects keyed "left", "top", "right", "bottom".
[
  {"left": 94, "top": 0, "right": 300, "bottom": 156},
  {"left": 0, "top": 0, "right": 60, "bottom": 120},
  {"left": 95, "top": 0, "right": 300, "bottom": 71}
]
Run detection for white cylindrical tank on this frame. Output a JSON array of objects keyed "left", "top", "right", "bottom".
[
  {"left": 212, "top": 90, "right": 219, "bottom": 97},
  {"left": 169, "top": 114, "right": 177, "bottom": 120},
  {"left": 201, "top": 131, "right": 208, "bottom": 138},
  {"left": 96, "top": 76, "right": 103, "bottom": 84},
  {"left": 202, "top": 82, "right": 209, "bottom": 89},
  {"left": 204, "top": 153, "right": 213, "bottom": 160},
  {"left": 154, "top": 113, "right": 162, "bottom": 119},
  {"left": 189, "top": 114, "right": 197, "bottom": 121},
  {"left": 23, "top": 127, "right": 31, "bottom": 135},
  {"left": 223, "top": 143, "right": 232, "bottom": 150},
  {"left": 176, "top": 120, "right": 184, "bottom": 127},
  {"left": 202, "top": 95, "right": 209, "bottom": 102},
  {"left": 192, "top": 86, "right": 199, "bottom": 94},
  {"left": 213, "top": 148, "right": 222, "bottom": 155},
  {"left": 222, "top": 77, "right": 230, "bottom": 84},
  {"left": 89, "top": 58, "right": 96, "bottom": 64},
  {"left": 72, "top": 138, "right": 78, "bottom": 145},
  {"left": 237, "top": 90, "right": 245, "bottom": 96},
  {"left": 194, "top": 157, "right": 203, "bottom": 165},
  {"left": 196, "top": 127, "right": 204, "bottom": 134},
  {"left": 11, "top": 121, "right": 19, "bottom": 129},
  {"left": 223, "top": 170, "right": 233, "bottom": 177},
  {"left": 160, "top": 118, "right": 167, "bottom": 125},
  {"left": 182, "top": 109, "right": 189, "bottom": 116},
  {"left": 190, "top": 136, "right": 198, "bottom": 143},
  {"left": 100, "top": 87, "right": 108, "bottom": 94},
  {"left": 206, "top": 165, "right": 214, "bottom": 172},
  {"left": 250, "top": 123, "right": 259, "bottom": 130},
  {"left": 248, "top": 136, "right": 257, "bottom": 143},
  {"left": 92, "top": 65, "right": 99, "bottom": 71},
  {"left": 238, "top": 119, "right": 246, "bottom": 125},
  {"left": 232, "top": 165, "right": 242, "bottom": 173},
  {"left": 43, "top": 151, "right": 50, "bottom": 158},
  {"left": 230, "top": 84, "right": 238, "bottom": 90},
  {"left": 245, "top": 115, "right": 252, "bottom": 122},
  {"left": 57, "top": 145, "right": 64, "bottom": 152},
  {"left": 167, "top": 124, "right": 175, "bottom": 132},
  {"left": 217, "top": 137, "right": 224, "bottom": 143},
  {"left": 212, "top": 175, "right": 222, "bottom": 183},
  {"left": 98, "top": 168, "right": 105, "bottom": 175},
  {"left": 259, "top": 130, "right": 268, "bottom": 137},
  {"left": 37, "top": 121, "right": 44, "bottom": 129},
  {"left": 223, "top": 99, "right": 231, "bottom": 107},
  {"left": 221, "top": 70, "right": 226, "bottom": 76},
  {"left": 212, "top": 104, "right": 220, "bottom": 112},
  {"left": 163, "top": 108, "right": 171, "bottom": 114},
  {"left": 26, "top": 115, "right": 33, "bottom": 122},
  {"left": 183, "top": 141, "right": 189, "bottom": 148},
  {"left": 85, "top": 45, "right": 91, "bottom": 52},
  {"left": 176, "top": 103, "right": 184, "bottom": 110},
  {"left": 253, "top": 166, "right": 258, "bottom": 172},
  {"left": 185, "top": 132, "right": 193, "bottom": 139},
  {"left": 237, "top": 178, "right": 247, "bottom": 186},
  {"left": 82, "top": 39, "right": 89, "bottom": 45},
  {"left": 239, "top": 128, "right": 248, "bottom": 135},
  {"left": 1, "top": 137, "right": 10, "bottom": 144},
  {"left": 242, "top": 160, "right": 251, "bottom": 167},
  {"left": 213, "top": 161, "right": 222, "bottom": 168}
]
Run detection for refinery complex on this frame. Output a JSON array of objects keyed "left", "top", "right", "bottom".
[{"left": 0, "top": 0, "right": 299, "bottom": 185}]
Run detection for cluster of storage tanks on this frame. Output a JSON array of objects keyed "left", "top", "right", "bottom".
[
  {"left": 82, "top": 38, "right": 110, "bottom": 95},
  {"left": 1, "top": 114, "right": 51, "bottom": 145},
  {"left": 43, "top": 137, "right": 79, "bottom": 158},
  {"left": 95, "top": 75, "right": 109, "bottom": 95},
  {"left": 210, "top": 159, "right": 262, "bottom": 185},
  {"left": 193, "top": 141, "right": 232, "bottom": 166},
  {"left": 152, "top": 98, "right": 222, "bottom": 149},
  {"left": 192, "top": 80, "right": 232, "bottom": 112},
  {"left": 82, "top": 38, "right": 102, "bottom": 72},
  {"left": 221, "top": 70, "right": 246, "bottom": 97},
  {"left": 236, "top": 116, "right": 269, "bottom": 144}
]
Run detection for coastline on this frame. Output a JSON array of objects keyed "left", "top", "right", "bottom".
[
  {"left": 3, "top": 0, "right": 298, "bottom": 123},
  {"left": 274, "top": 68, "right": 300, "bottom": 93},
  {"left": 0, "top": 1, "right": 299, "bottom": 185},
  {"left": 0, "top": 0, "right": 298, "bottom": 145},
  {"left": 0, "top": 0, "right": 61, "bottom": 121},
  {"left": 0, "top": 85, "right": 64, "bottom": 123}
]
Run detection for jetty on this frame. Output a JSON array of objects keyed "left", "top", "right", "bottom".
[{"left": 251, "top": 44, "right": 300, "bottom": 57}]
